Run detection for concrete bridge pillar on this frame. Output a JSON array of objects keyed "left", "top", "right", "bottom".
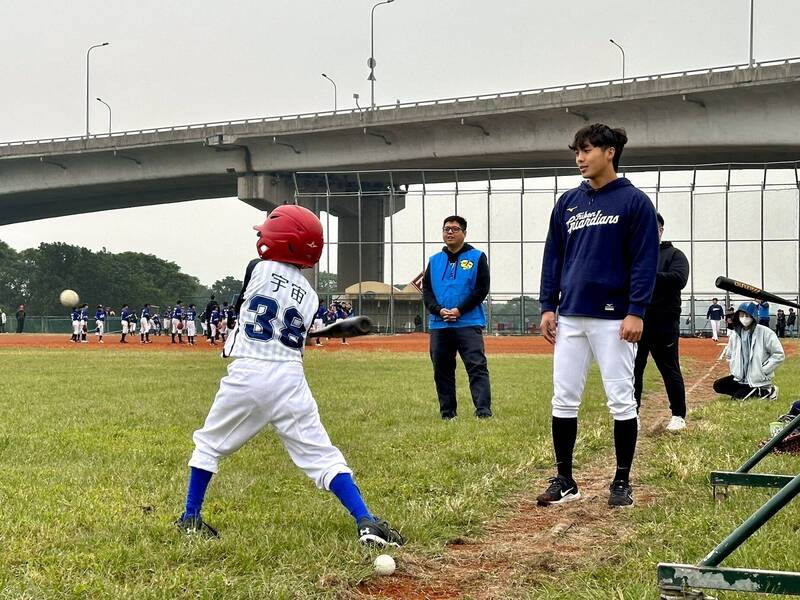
[{"left": 237, "top": 173, "right": 405, "bottom": 291}]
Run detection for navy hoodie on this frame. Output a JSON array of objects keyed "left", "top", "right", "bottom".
[{"left": 539, "top": 177, "right": 658, "bottom": 320}]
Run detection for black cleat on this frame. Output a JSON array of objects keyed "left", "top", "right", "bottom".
[
  {"left": 475, "top": 409, "right": 493, "bottom": 419},
  {"left": 536, "top": 475, "right": 581, "bottom": 506},
  {"left": 357, "top": 517, "right": 404, "bottom": 547},
  {"left": 608, "top": 479, "right": 634, "bottom": 508},
  {"left": 176, "top": 515, "right": 219, "bottom": 538}
]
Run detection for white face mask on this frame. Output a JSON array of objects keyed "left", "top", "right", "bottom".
[{"left": 739, "top": 314, "right": 754, "bottom": 327}]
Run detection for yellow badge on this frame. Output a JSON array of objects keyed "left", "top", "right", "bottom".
[{"left": 459, "top": 259, "right": 474, "bottom": 270}]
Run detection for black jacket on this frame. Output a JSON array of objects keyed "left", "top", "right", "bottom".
[
  {"left": 644, "top": 241, "right": 689, "bottom": 323},
  {"left": 422, "top": 243, "right": 490, "bottom": 316}
]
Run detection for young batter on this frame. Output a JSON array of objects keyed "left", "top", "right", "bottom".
[
  {"left": 177, "top": 204, "right": 403, "bottom": 546},
  {"left": 538, "top": 124, "right": 659, "bottom": 508}
]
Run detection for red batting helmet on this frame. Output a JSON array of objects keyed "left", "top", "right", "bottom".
[{"left": 253, "top": 204, "right": 324, "bottom": 268}]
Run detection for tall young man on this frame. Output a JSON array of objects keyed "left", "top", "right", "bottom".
[{"left": 538, "top": 124, "right": 659, "bottom": 508}]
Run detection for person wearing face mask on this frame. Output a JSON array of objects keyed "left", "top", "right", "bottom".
[{"left": 713, "top": 301, "right": 784, "bottom": 400}]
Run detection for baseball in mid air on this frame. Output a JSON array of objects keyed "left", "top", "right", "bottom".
[
  {"left": 373, "top": 554, "right": 396, "bottom": 576},
  {"left": 59, "top": 289, "right": 80, "bottom": 307}
]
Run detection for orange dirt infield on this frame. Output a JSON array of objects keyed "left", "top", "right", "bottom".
[{"left": 0, "top": 332, "right": 745, "bottom": 359}]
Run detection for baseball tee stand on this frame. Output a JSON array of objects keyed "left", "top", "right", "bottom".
[{"left": 658, "top": 413, "right": 800, "bottom": 598}]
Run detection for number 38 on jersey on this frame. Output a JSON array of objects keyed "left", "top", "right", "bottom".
[{"left": 243, "top": 295, "right": 306, "bottom": 349}]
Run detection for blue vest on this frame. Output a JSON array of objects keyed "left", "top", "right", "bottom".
[{"left": 428, "top": 248, "right": 486, "bottom": 329}]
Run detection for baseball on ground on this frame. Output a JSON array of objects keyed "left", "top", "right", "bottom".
[
  {"left": 59, "top": 289, "right": 80, "bottom": 307},
  {"left": 373, "top": 554, "right": 396, "bottom": 576}
]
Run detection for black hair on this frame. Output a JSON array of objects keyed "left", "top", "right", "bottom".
[
  {"left": 656, "top": 212, "right": 664, "bottom": 227},
  {"left": 442, "top": 215, "right": 467, "bottom": 231},
  {"left": 712, "top": 298, "right": 718, "bottom": 302},
  {"left": 569, "top": 123, "right": 628, "bottom": 171}
]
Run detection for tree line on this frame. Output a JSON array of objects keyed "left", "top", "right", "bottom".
[{"left": 0, "top": 240, "right": 243, "bottom": 315}]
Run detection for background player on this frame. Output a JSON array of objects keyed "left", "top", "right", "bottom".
[
  {"left": 140, "top": 303, "right": 152, "bottom": 344},
  {"left": 185, "top": 303, "right": 197, "bottom": 345},
  {"left": 208, "top": 304, "right": 219, "bottom": 345},
  {"left": 217, "top": 301, "right": 229, "bottom": 343},
  {"left": 177, "top": 204, "right": 403, "bottom": 547},
  {"left": 706, "top": 298, "right": 724, "bottom": 342},
  {"left": 312, "top": 300, "right": 326, "bottom": 345},
  {"left": 95, "top": 304, "right": 106, "bottom": 343},
  {"left": 538, "top": 123, "right": 659, "bottom": 508},
  {"left": 79, "top": 303, "right": 89, "bottom": 343},
  {"left": 171, "top": 301, "right": 184, "bottom": 344},
  {"left": 70, "top": 305, "right": 81, "bottom": 343},
  {"left": 120, "top": 304, "right": 130, "bottom": 343}
]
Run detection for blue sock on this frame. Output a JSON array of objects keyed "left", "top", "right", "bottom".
[
  {"left": 183, "top": 467, "right": 213, "bottom": 519},
  {"left": 329, "top": 472, "right": 372, "bottom": 523}
]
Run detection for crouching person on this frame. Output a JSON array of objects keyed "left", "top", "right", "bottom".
[{"left": 713, "top": 301, "right": 784, "bottom": 400}]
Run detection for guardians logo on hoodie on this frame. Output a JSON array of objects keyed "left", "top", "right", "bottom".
[{"left": 566, "top": 209, "right": 620, "bottom": 234}]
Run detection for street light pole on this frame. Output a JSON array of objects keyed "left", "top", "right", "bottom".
[
  {"left": 369, "top": 0, "right": 395, "bottom": 109},
  {"left": 96, "top": 98, "right": 111, "bottom": 134},
  {"left": 609, "top": 38, "right": 625, "bottom": 81},
  {"left": 749, "top": 0, "right": 755, "bottom": 67},
  {"left": 321, "top": 73, "right": 338, "bottom": 111},
  {"left": 86, "top": 42, "right": 109, "bottom": 137}
]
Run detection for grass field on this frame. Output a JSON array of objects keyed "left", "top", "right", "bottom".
[{"left": 0, "top": 345, "right": 797, "bottom": 599}]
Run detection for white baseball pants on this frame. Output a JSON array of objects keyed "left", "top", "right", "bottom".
[
  {"left": 171, "top": 318, "right": 181, "bottom": 334},
  {"left": 186, "top": 321, "right": 196, "bottom": 336},
  {"left": 551, "top": 315, "right": 638, "bottom": 421},
  {"left": 121, "top": 321, "right": 130, "bottom": 334},
  {"left": 189, "top": 358, "right": 352, "bottom": 490},
  {"left": 72, "top": 320, "right": 81, "bottom": 336},
  {"left": 710, "top": 319, "right": 720, "bottom": 340},
  {"left": 140, "top": 317, "right": 150, "bottom": 333},
  {"left": 95, "top": 321, "right": 104, "bottom": 335}
]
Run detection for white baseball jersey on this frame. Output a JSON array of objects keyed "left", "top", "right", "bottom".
[{"left": 223, "top": 259, "right": 318, "bottom": 362}]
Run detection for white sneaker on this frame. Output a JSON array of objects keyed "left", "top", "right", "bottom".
[
  {"left": 666, "top": 416, "right": 686, "bottom": 432},
  {"left": 767, "top": 385, "right": 779, "bottom": 400}
]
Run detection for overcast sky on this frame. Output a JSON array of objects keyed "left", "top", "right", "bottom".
[{"left": 1, "top": 1, "right": 798, "bottom": 285}]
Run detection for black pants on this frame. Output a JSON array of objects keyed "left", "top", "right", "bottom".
[
  {"left": 633, "top": 322, "right": 686, "bottom": 418},
  {"left": 430, "top": 326, "right": 491, "bottom": 417},
  {"left": 713, "top": 375, "right": 772, "bottom": 399},
  {"left": 16, "top": 318, "right": 24, "bottom": 333}
]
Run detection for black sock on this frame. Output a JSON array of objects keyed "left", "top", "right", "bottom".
[
  {"left": 613, "top": 417, "right": 638, "bottom": 482},
  {"left": 552, "top": 416, "right": 578, "bottom": 480}
]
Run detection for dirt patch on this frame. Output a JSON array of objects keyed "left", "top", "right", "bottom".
[
  {"left": 0, "top": 332, "right": 753, "bottom": 360},
  {"left": 353, "top": 342, "right": 764, "bottom": 600}
]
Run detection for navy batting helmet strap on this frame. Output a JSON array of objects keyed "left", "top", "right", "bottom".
[{"left": 253, "top": 204, "right": 324, "bottom": 268}]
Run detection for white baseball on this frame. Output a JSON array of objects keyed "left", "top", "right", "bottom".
[
  {"left": 59, "top": 289, "right": 80, "bottom": 307},
  {"left": 373, "top": 554, "right": 396, "bottom": 576}
]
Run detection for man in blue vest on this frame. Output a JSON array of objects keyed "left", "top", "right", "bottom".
[{"left": 422, "top": 215, "right": 492, "bottom": 419}]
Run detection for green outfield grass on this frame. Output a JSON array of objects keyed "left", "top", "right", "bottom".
[{"left": 0, "top": 347, "right": 797, "bottom": 599}]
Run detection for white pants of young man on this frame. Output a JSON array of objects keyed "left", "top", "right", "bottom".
[
  {"left": 710, "top": 319, "right": 720, "bottom": 341},
  {"left": 171, "top": 318, "right": 182, "bottom": 334},
  {"left": 95, "top": 321, "right": 104, "bottom": 336},
  {"left": 140, "top": 317, "right": 150, "bottom": 334},
  {"left": 189, "top": 358, "right": 351, "bottom": 490},
  {"left": 186, "top": 321, "right": 196, "bottom": 337},
  {"left": 121, "top": 320, "right": 130, "bottom": 335},
  {"left": 72, "top": 320, "right": 81, "bottom": 337},
  {"left": 552, "top": 316, "right": 638, "bottom": 421}
]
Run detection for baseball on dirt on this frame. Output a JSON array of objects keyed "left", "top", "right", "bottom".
[
  {"left": 59, "top": 289, "right": 80, "bottom": 307},
  {"left": 373, "top": 554, "right": 396, "bottom": 576}
]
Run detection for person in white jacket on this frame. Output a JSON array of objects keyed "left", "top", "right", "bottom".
[{"left": 713, "top": 301, "right": 784, "bottom": 399}]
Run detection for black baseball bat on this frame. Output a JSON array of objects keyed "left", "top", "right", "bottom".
[
  {"left": 714, "top": 276, "right": 800, "bottom": 309},
  {"left": 310, "top": 316, "right": 374, "bottom": 339}
]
